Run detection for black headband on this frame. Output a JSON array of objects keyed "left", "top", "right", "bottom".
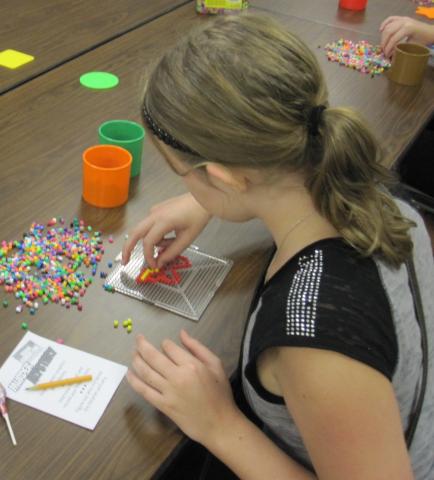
[
  {"left": 142, "top": 106, "right": 199, "bottom": 156},
  {"left": 307, "top": 105, "right": 326, "bottom": 136},
  {"left": 143, "top": 103, "right": 326, "bottom": 155}
]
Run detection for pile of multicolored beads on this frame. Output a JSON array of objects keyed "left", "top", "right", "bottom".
[
  {"left": 195, "top": 0, "right": 249, "bottom": 15},
  {"left": 414, "top": 0, "right": 434, "bottom": 6},
  {"left": 324, "top": 39, "right": 391, "bottom": 77},
  {"left": 0, "top": 218, "right": 104, "bottom": 313}
]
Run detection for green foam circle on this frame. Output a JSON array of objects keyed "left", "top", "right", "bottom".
[{"left": 79, "top": 72, "right": 119, "bottom": 90}]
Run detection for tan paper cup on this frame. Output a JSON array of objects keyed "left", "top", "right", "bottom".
[{"left": 388, "top": 43, "right": 430, "bottom": 86}]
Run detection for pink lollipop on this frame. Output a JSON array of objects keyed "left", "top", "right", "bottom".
[{"left": 0, "top": 383, "right": 17, "bottom": 446}]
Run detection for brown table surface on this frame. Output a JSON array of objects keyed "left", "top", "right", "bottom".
[
  {"left": 256, "top": 4, "right": 434, "bottom": 167},
  {"left": 0, "top": 5, "right": 271, "bottom": 480},
  {"left": 0, "top": 0, "right": 191, "bottom": 95},
  {"left": 0, "top": 2, "right": 433, "bottom": 479},
  {"left": 251, "top": 0, "right": 420, "bottom": 36}
]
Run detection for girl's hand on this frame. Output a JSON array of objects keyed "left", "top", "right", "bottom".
[
  {"left": 122, "top": 193, "right": 212, "bottom": 268},
  {"left": 380, "top": 16, "right": 434, "bottom": 58},
  {"left": 127, "top": 330, "right": 239, "bottom": 445}
]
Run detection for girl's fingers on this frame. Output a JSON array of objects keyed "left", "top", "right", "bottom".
[
  {"left": 135, "top": 335, "right": 176, "bottom": 378},
  {"left": 156, "top": 238, "right": 175, "bottom": 250},
  {"left": 131, "top": 352, "right": 167, "bottom": 393},
  {"left": 179, "top": 330, "right": 221, "bottom": 369},
  {"left": 126, "top": 369, "right": 165, "bottom": 409},
  {"left": 141, "top": 223, "right": 175, "bottom": 268},
  {"left": 161, "top": 338, "right": 196, "bottom": 366},
  {"left": 380, "top": 16, "right": 400, "bottom": 32},
  {"left": 384, "top": 29, "right": 407, "bottom": 58},
  {"left": 149, "top": 196, "right": 180, "bottom": 211},
  {"left": 122, "top": 219, "right": 153, "bottom": 265},
  {"left": 381, "top": 22, "right": 404, "bottom": 57},
  {"left": 155, "top": 231, "right": 192, "bottom": 268}
]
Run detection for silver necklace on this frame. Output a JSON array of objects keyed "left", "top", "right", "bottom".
[
  {"left": 266, "top": 211, "right": 315, "bottom": 281},
  {"left": 276, "top": 211, "right": 315, "bottom": 252}
]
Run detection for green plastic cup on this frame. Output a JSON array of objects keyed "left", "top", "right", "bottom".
[{"left": 98, "top": 120, "right": 145, "bottom": 177}]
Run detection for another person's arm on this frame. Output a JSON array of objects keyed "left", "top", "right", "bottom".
[{"left": 380, "top": 16, "right": 434, "bottom": 57}]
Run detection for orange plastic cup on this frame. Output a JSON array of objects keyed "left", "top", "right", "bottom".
[{"left": 82, "top": 145, "right": 132, "bottom": 208}]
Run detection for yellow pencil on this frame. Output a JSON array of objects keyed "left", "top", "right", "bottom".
[{"left": 26, "top": 375, "right": 93, "bottom": 391}]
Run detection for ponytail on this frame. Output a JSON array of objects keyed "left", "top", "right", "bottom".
[
  {"left": 306, "top": 107, "right": 414, "bottom": 268},
  {"left": 143, "top": 14, "right": 415, "bottom": 268}
]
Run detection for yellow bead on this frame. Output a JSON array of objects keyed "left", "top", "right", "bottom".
[
  {"left": 127, "top": 325, "right": 132, "bottom": 333},
  {"left": 113, "top": 320, "right": 119, "bottom": 328}
]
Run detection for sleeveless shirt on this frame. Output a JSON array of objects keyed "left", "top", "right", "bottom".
[{"left": 241, "top": 199, "right": 434, "bottom": 478}]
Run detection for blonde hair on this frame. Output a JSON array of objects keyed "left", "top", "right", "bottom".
[{"left": 143, "top": 14, "right": 414, "bottom": 267}]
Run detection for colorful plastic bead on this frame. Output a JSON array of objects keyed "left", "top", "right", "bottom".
[{"left": 324, "top": 39, "right": 391, "bottom": 77}]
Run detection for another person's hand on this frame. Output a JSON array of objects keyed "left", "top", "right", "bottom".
[
  {"left": 127, "top": 330, "right": 239, "bottom": 445},
  {"left": 380, "top": 16, "right": 434, "bottom": 58},
  {"left": 122, "top": 193, "right": 212, "bottom": 268}
]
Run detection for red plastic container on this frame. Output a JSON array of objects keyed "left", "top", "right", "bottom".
[{"left": 339, "top": 0, "right": 367, "bottom": 11}]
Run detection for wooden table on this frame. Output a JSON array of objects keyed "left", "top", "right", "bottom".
[
  {"left": 252, "top": 0, "right": 418, "bottom": 35},
  {"left": 0, "top": 2, "right": 433, "bottom": 479},
  {"left": 0, "top": 0, "right": 191, "bottom": 94},
  {"left": 252, "top": 4, "right": 434, "bottom": 167},
  {"left": 0, "top": 5, "right": 270, "bottom": 479}
]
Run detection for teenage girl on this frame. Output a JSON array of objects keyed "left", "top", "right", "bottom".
[{"left": 123, "top": 15, "right": 434, "bottom": 479}]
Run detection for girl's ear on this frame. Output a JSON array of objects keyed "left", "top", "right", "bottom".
[{"left": 205, "top": 163, "right": 248, "bottom": 192}]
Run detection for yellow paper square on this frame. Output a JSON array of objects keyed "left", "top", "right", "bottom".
[
  {"left": 0, "top": 49, "right": 34, "bottom": 69},
  {"left": 203, "top": 0, "right": 243, "bottom": 8}
]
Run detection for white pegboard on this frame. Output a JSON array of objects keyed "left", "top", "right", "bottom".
[{"left": 106, "top": 245, "right": 233, "bottom": 321}]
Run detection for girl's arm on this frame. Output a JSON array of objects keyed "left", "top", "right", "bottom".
[
  {"left": 122, "top": 193, "right": 211, "bottom": 268},
  {"left": 127, "top": 331, "right": 316, "bottom": 480},
  {"left": 127, "top": 330, "right": 414, "bottom": 480},
  {"left": 272, "top": 346, "right": 414, "bottom": 480},
  {"left": 203, "top": 346, "right": 415, "bottom": 480},
  {"left": 202, "top": 407, "right": 316, "bottom": 480}
]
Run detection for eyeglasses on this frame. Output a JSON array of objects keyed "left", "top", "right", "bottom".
[
  {"left": 147, "top": 126, "right": 209, "bottom": 176},
  {"left": 165, "top": 158, "right": 210, "bottom": 177}
]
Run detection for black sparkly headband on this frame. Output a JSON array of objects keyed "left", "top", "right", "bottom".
[
  {"left": 142, "top": 106, "right": 199, "bottom": 156},
  {"left": 307, "top": 105, "right": 326, "bottom": 136}
]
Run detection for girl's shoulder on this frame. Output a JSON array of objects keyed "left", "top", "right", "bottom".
[
  {"left": 248, "top": 237, "right": 398, "bottom": 381},
  {"left": 263, "top": 236, "right": 385, "bottom": 303}
]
